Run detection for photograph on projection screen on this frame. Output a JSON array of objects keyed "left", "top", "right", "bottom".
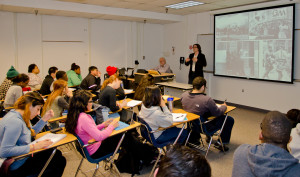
[{"left": 214, "top": 5, "right": 294, "bottom": 82}]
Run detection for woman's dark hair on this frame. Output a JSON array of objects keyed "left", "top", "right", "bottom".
[
  {"left": 157, "top": 145, "right": 211, "bottom": 177},
  {"left": 134, "top": 74, "right": 154, "bottom": 101},
  {"left": 65, "top": 90, "right": 93, "bottom": 135},
  {"left": 28, "top": 64, "right": 37, "bottom": 73},
  {"left": 142, "top": 86, "right": 161, "bottom": 108},
  {"left": 48, "top": 66, "right": 58, "bottom": 75},
  {"left": 286, "top": 109, "right": 300, "bottom": 128},
  {"left": 56, "top": 71, "right": 67, "bottom": 80},
  {"left": 193, "top": 44, "right": 202, "bottom": 53},
  {"left": 12, "top": 74, "right": 29, "bottom": 83},
  {"left": 71, "top": 63, "right": 80, "bottom": 71}
]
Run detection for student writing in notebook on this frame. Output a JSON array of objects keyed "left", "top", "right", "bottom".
[
  {"left": 139, "top": 86, "right": 187, "bottom": 144},
  {"left": 65, "top": 90, "right": 123, "bottom": 158},
  {"left": 0, "top": 92, "right": 66, "bottom": 176},
  {"left": 42, "top": 80, "right": 72, "bottom": 129}
]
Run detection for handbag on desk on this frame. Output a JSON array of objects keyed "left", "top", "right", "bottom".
[{"left": 0, "top": 158, "right": 15, "bottom": 176}]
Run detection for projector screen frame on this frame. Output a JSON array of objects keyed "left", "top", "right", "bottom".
[{"left": 213, "top": 3, "right": 295, "bottom": 84}]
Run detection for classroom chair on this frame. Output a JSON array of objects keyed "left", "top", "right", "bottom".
[
  {"left": 75, "top": 135, "right": 121, "bottom": 177},
  {"left": 191, "top": 115, "right": 229, "bottom": 157},
  {"left": 136, "top": 116, "right": 177, "bottom": 177}
]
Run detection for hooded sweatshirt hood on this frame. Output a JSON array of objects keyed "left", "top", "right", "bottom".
[{"left": 232, "top": 143, "right": 300, "bottom": 177}]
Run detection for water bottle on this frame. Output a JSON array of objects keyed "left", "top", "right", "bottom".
[{"left": 167, "top": 97, "right": 174, "bottom": 112}]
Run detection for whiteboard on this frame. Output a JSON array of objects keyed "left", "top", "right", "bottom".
[{"left": 197, "top": 34, "right": 214, "bottom": 72}]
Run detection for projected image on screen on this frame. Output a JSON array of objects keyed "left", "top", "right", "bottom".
[{"left": 214, "top": 5, "right": 294, "bottom": 83}]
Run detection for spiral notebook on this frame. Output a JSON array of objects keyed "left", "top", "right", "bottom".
[{"left": 30, "top": 133, "right": 67, "bottom": 148}]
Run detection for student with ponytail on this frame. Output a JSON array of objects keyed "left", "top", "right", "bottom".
[
  {"left": 98, "top": 74, "right": 127, "bottom": 112},
  {"left": 42, "top": 79, "right": 72, "bottom": 128},
  {"left": 66, "top": 63, "right": 82, "bottom": 87},
  {"left": 0, "top": 92, "right": 66, "bottom": 177}
]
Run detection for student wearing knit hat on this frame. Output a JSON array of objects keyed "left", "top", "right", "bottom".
[
  {"left": 106, "top": 66, "right": 118, "bottom": 76},
  {"left": 106, "top": 66, "right": 125, "bottom": 99},
  {"left": 0, "top": 66, "right": 19, "bottom": 100}
]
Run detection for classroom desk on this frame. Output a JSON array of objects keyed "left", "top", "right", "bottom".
[
  {"left": 207, "top": 104, "right": 236, "bottom": 120},
  {"left": 162, "top": 95, "right": 180, "bottom": 103},
  {"left": 134, "top": 73, "right": 175, "bottom": 84},
  {"left": 14, "top": 128, "right": 76, "bottom": 177},
  {"left": 110, "top": 98, "right": 142, "bottom": 114},
  {"left": 48, "top": 109, "right": 95, "bottom": 123},
  {"left": 156, "top": 82, "right": 193, "bottom": 98}
]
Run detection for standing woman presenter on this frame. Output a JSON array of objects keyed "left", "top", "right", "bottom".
[{"left": 185, "top": 44, "right": 207, "bottom": 84}]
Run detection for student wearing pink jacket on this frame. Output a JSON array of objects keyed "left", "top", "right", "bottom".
[{"left": 65, "top": 90, "right": 120, "bottom": 158}]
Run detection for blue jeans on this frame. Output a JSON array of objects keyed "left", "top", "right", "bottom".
[
  {"left": 190, "top": 115, "right": 234, "bottom": 144},
  {"left": 156, "top": 127, "right": 188, "bottom": 145}
]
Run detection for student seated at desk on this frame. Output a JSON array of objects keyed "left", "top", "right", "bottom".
[
  {"left": 65, "top": 90, "right": 122, "bottom": 158},
  {"left": 133, "top": 74, "right": 154, "bottom": 101},
  {"left": 139, "top": 86, "right": 187, "bottom": 144},
  {"left": 66, "top": 63, "right": 82, "bottom": 87},
  {"left": 80, "top": 66, "right": 101, "bottom": 98},
  {"left": 42, "top": 80, "right": 72, "bottom": 129},
  {"left": 27, "top": 64, "right": 43, "bottom": 90},
  {"left": 0, "top": 66, "right": 19, "bottom": 100},
  {"left": 0, "top": 92, "right": 66, "bottom": 177},
  {"left": 98, "top": 75, "right": 127, "bottom": 113},
  {"left": 40, "top": 66, "right": 58, "bottom": 95},
  {"left": 106, "top": 66, "right": 125, "bottom": 99},
  {"left": 50, "top": 70, "right": 69, "bottom": 92},
  {"left": 181, "top": 77, "right": 234, "bottom": 151},
  {"left": 4, "top": 74, "right": 29, "bottom": 108},
  {"left": 286, "top": 109, "right": 300, "bottom": 161}
]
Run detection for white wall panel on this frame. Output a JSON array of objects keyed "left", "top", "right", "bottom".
[
  {"left": 0, "top": 12, "right": 16, "bottom": 82},
  {"left": 16, "top": 13, "right": 43, "bottom": 75}
]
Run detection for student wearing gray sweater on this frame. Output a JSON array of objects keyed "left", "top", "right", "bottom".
[
  {"left": 0, "top": 92, "right": 66, "bottom": 176},
  {"left": 42, "top": 79, "right": 72, "bottom": 129},
  {"left": 139, "top": 86, "right": 187, "bottom": 144},
  {"left": 4, "top": 74, "right": 29, "bottom": 108}
]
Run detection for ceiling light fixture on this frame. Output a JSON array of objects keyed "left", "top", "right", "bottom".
[{"left": 165, "top": 1, "right": 204, "bottom": 9}]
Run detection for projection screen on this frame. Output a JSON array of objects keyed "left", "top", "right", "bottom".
[{"left": 214, "top": 4, "right": 294, "bottom": 83}]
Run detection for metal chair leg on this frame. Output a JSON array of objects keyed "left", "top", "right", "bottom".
[
  {"left": 218, "top": 135, "right": 225, "bottom": 153},
  {"left": 149, "top": 149, "right": 163, "bottom": 177},
  {"left": 75, "top": 158, "right": 84, "bottom": 177},
  {"left": 92, "top": 163, "right": 99, "bottom": 177},
  {"left": 205, "top": 137, "right": 213, "bottom": 157}
]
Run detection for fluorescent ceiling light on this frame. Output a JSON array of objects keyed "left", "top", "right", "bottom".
[{"left": 165, "top": 1, "right": 204, "bottom": 9}]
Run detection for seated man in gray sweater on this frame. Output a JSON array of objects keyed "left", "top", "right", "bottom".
[
  {"left": 232, "top": 111, "right": 300, "bottom": 177},
  {"left": 181, "top": 77, "right": 234, "bottom": 151}
]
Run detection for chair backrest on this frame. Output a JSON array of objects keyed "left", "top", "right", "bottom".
[
  {"left": 136, "top": 116, "right": 156, "bottom": 145},
  {"left": 197, "top": 116, "right": 218, "bottom": 136},
  {"left": 75, "top": 135, "right": 112, "bottom": 163}
]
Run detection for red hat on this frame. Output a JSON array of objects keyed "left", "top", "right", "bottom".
[{"left": 106, "top": 66, "right": 118, "bottom": 76}]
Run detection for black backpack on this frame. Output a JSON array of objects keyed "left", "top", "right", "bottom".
[{"left": 115, "top": 130, "right": 158, "bottom": 176}]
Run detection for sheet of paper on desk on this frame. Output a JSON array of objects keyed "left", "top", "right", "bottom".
[
  {"left": 172, "top": 113, "right": 187, "bottom": 122},
  {"left": 114, "top": 121, "right": 129, "bottom": 131},
  {"left": 124, "top": 89, "right": 133, "bottom": 94},
  {"left": 216, "top": 104, "right": 221, "bottom": 108},
  {"left": 126, "top": 100, "right": 142, "bottom": 107},
  {"left": 30, "top": 133, "right": 67, "bottom": 148},
  {"left": 162, "top": 95, "right": 170, "bottom": 100},
  {"left": 69, "top": 88, "right": 76, "bottom": 92}
]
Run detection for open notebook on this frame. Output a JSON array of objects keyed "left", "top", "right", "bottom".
[
  {"left": 126, "top": 100, "right": 142, "bottom": 107},
  {"left": 30, "top": 133, "right": 67, "bottom": 148},
  {"left": 172, "top": 113, "right": 187, "bottom": 122}
]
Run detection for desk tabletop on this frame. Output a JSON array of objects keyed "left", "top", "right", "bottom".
[
  {"left": 135, "top": 73, "right": 175, "bottom": 77},
  {"left": 158, "top": 109, "right": 200, "bottom": 130},
  {"left": 15, "top": 129, "right": 76, "bottom": 159},
  {"left": 156, "top": 82, "right": 192, "bottom": 90},
  {"left": 88, "top": 121, "right": 141, "bottom": 144},
  {"left": 162, "top": 95, "right": 180, "bottom": 102},
  {"left": 208, "top": 105, "right": 236, "bottom": 120}
]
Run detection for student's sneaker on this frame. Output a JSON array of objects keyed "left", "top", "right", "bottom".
[
  {"left": 205, "top": 136, "right": 211, "bottom": 143},
  {"left": 214, "top": 142, "right": 229, "bottom": 152}
]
